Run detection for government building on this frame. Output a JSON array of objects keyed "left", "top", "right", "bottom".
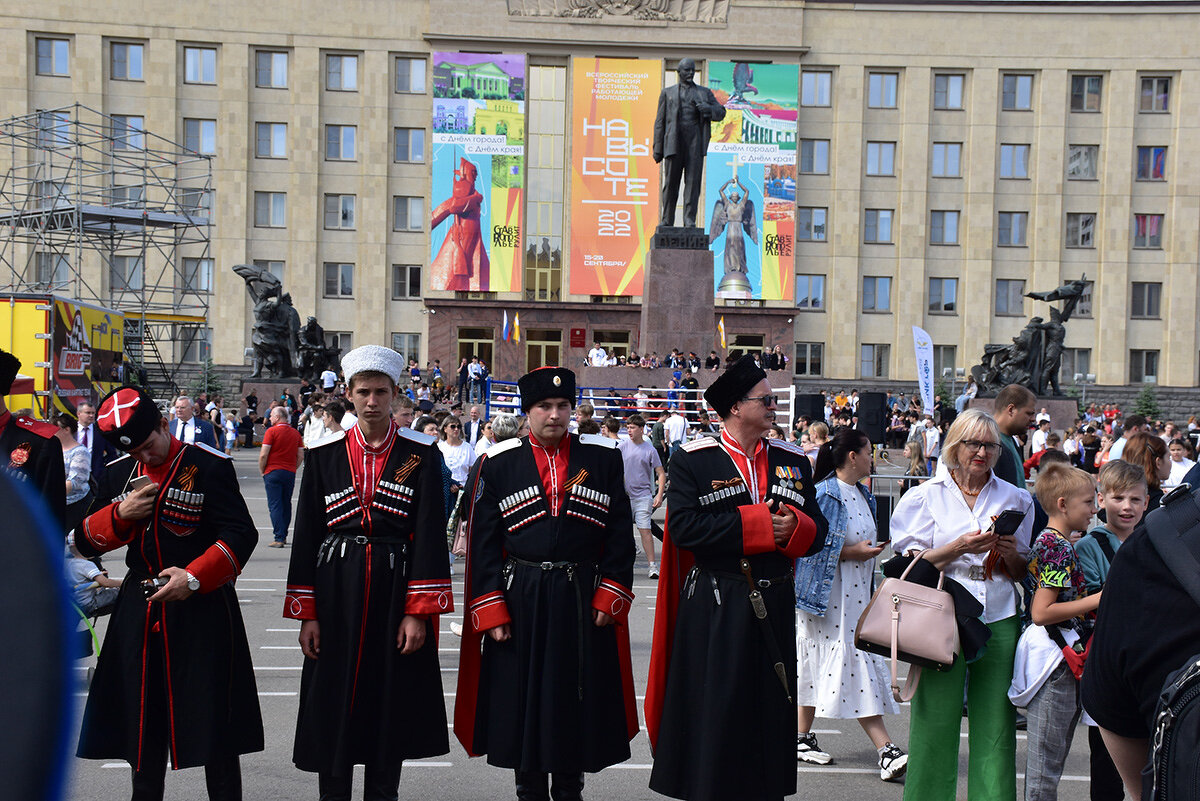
[{"left": 1, "top": 0, "right": 1197, "bottom": 397}]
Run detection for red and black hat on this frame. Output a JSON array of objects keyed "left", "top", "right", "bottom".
[
  {"left": 96, "top": 386, "right": 163, "bottom": 450},
  {"left": 518, "top": 367, "right": 576, "bottom": 413},
  {"left": 0, "top": 349, "right": 20, "bottom": 396},
  {"left": 704, "top": 354, "right": 767, "bottom": 418}
]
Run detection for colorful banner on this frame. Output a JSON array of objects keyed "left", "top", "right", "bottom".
[
  {"left": 569, "top": 57, "right": 661, "bottom": 297},
  {"left": 705, "top": 62, "right": 798, "bottom": 301},
  {"left": 913, "top": 326, "right": 936, "bottom": 414},
  {"left": 430, "top": 52, "right": 526, "bottom": 293}
]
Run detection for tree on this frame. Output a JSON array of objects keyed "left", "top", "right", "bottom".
[
  {"left": 188, "top": 356, "right": 224, "bottom": 399},
  {"left": 1132, "top": 384, "right": 1163, "bottom": 419}
]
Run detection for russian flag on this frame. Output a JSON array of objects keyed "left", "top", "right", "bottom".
[{"left": 501, "top": 310, "right": 510, "bottom": 342}]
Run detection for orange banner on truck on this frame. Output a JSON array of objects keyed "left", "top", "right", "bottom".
[{"left": 569, "top": 57, "right": 661, "bottom": 297}]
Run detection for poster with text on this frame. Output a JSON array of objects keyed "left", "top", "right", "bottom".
[
  {"left": 705, "top": 62, "right": 797, "bottom": 301},
  {"left": 430, "top": 52, "right": 526, "bottom": 293},
  {"left": 569, "top": 57, "right": 661, "bottom": 297}
]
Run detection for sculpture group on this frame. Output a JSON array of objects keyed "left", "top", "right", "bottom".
[{"left": 234, "top": 263, "right": 342, "bottom": 380}]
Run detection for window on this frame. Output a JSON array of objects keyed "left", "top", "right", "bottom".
[
  {"left": 253, "top": 260, "right": 284, "bottom": 284},
  {"left": 1133, "top": 214, "right": 1164, "bottom": 249},
  {"left": 33, "top": 252, "right": 70, "bottom": 290},
  {"left": 525, "top": 329, "right": 563, "bottom": 370},
  {"left": 594, "top": 330, "right": 631, "bottom": 359},
  {"left": 1075, "top": 280, "right": 1094, "bottom": 317},
  {"left": 183, "top": 118, "right": 216, "bottom": 155},
  {"left": 930, "top": 211, "right": 959, "bottom": 245},
  {"left": 36, "top": 111, "right": 70, "bottom": 148},
  {"left": 929, "top": 277, "right": 958, "bottom": 313},
  {"left": 180, "top": 188, "right": 211, "bottom": 216},
  {"left": 995, "top": 279, "right": 1026, "bottom": 316},
  {"left": 394, "top": 127, "right": 425, "bottom": 163},
  {"left": 326, "top": 331, "right": 353, "bottom": 354},
  {"left": 1140, "top": 77, "right": 1170, "bottom": 113},
  {"left": 326, "top": 54, "right": 358, "bottom": 91},
  {"left": 933, "top": 73, "right": 964, "bottom": 110},
  {"left": 1131, "top": 282, "right": 1162, "bottom": 318},
  {"left": 796, "top": 207, "right": 827, "bottom": 241},
  {"left": 794, "top": 343, "right": 824, "bottom": 377},
  {"left": 253, "top": 192, "right": 286, "bottom": 227},
  {"left": 1071, "top": 75, "right": 1102, "bottom": 112},
  {"left": 864, "top": 209, "right": 893, "bottom": 243},
  {"left": 1137, "top": 147, "right": 1167, "bottom": 181},
  {"left": 931, "top": 142, "right": 961, "bottom": 178},
  {"left": 868, "top": 72, "right": 898, "bottom": 108},
  {"left": 525, "top": 65, "right": 567, "bottom": 302},
  {"left": 255, "top": 122, "right": 286, "bottom": 158},
  {"left": 801, "top": 71, "right": 832, "bottom": 106},
  {"left": 728, "top": 333, "right": 766, "bottom": 362},
  {"left": 1066, "top": 213, "right": 1096, "bottom": 248},
  {"left": 110, "top": 255, "right": 143, "bottom": 291},
  {"left": 325, "top": 125, "right": 356, "bottom": 160},
  {"left": 36, "top": 38, "right": 69, "bottom": 76},
  {"left": 796, "top": 274, "right": 825, "bottom": 310},
  {"left": 1000, "top": 144, "right": 1030, "bottom": 179},
  {"left": 110, "top": 185, "right": 144, "bottom": 207},
  {"left": 799, "top": 139, "right": 829, "bottom": 174},
  {"left": 391, "top": 333, "right": 421, "bottom": 363},
  {"left": 396, "top": 57, "right": 426, "bottom": 93},
  {"left": 392, "top": 264, "right": 422, "bottom": 299},
  {"left": 457, "top": 327, "right": 494, "bottom": 365},
  {"left": 933, "top": 345, "right": 957, "bottom": 380},
  {"left": 323, "top": 194, "right": 356, "bottom": 229},
  {"left": 997, "top": 212, "right": 1028, "bottom": 246},
  {"left": 255, "top": 51, "right": 288, "bottom": 88},
  {"left": 181, "top": 327, "right": 212, "bottom": 364},
  {"left": 862, "top": 276, "right": 892, "bottom": 312},
  {"left": 1067, "top": 144, "right": 1098, "bottom": 180},
  {"left": 393, "top": 196, "right": 424, "bottom": 231},
  {"left": 181, "top": 257, "right": 212, "bottom": 295},
  {"left": 183, "top": 46, "right": 216, "bottom": 84},
  {"left": 866, "top": 142, "right": 895, "bottom": 176},
  {"left": 111, "top": 115, "right": 144, "bottom": 150},
  {"left": 1061, "top": 348, "right": 1091, "bottom": 382},
  {"left": 861, "top": 344, "right": 890, "bottom": 379},
  {"left": 323, "top": 262, "right": 354, "bottom": 297},
  {"left": 1130, "top": 349, "right": 1159, "bottom": 383},
  {"left": 1001, "top": 74, "right": 1034, "bottom": 111},
  {"left": 111, "top": 43, "right": 143, "bottom": 81}
]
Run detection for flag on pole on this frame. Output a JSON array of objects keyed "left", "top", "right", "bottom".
[
  {"left": 717, "top": 315, "right": 727, "bottom": 349},
  {"left": 513, "top": 312, "right": 521, "bottom": 344},
  {"left": 912, "top": 326, "right": 936, "bottom": 414},
  {"left": 501, "top": 311, "right": 510, "bottom": 342}
]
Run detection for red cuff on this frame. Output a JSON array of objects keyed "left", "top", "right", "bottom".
[
  {"left": 469, "top": 590, "right": 511, "bottom": 632},
  {"left": 284, "top": 584, "right": 316, "bottom": 620},
  {"left": 778, "top": 504, "right": 818, "bottom": 559},
  {"left": 405, "top": 579, "right": 455, "bottom": 615},
  {"left": 592, "top": 578, "right": 634, "bottom": 623},
  {"left": 739, "top": 503, "right": 776, "bottom": 555},
  {"left": 78, "top": 502, "right": 138, "bottom": 554},
  {"left": 186, "top": 540, "right": 242, "bottom": 592}
]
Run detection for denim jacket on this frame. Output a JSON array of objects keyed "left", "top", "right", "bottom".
[{"left": 794, "top": 475, "right": 877, "bottom": 616}]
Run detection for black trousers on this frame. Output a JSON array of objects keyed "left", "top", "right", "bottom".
[
  {"left": 1088, "top": 726, "right": 1125, "bottom": 801},
  {"left": 659, "top": 130, "right": 705, "bottom": 228},
  {"left": 318, "top": 763, "right": 402, "bottom": 801}
]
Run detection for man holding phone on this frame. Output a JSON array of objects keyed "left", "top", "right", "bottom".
[{"left": 73, "top": 386, "right": 262, "bottom": 800}]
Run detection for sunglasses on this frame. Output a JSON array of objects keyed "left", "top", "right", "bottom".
[
  {"left": 742, "top": 394, "right": 779, "bottom": 407},
  {"left": 446, "top": 424, "right": 462, "bottom": 430}
]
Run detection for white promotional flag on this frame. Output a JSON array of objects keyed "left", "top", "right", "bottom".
[{"left": 912, "top": 326, "right": 936, "bottom": 414}]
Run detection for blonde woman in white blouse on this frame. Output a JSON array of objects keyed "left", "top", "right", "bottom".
[{"left": 889, "top": 408, "right": 1034, "bottom": 801}]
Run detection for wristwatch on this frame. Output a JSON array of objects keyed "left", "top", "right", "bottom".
[{"left": 186, "top": 572, "right": 200, "bottom": 592}]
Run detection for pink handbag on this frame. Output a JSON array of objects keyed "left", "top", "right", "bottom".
[{"left": 854, "top": 551, "right": 959, "bottom": 702}]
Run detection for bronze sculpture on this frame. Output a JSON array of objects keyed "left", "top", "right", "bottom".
[
  {"left": 653, "top": 58, "right": 726, "bottom": 229},
  {"left": 709, "top": 176, "right": 757, "bottom": 294}
]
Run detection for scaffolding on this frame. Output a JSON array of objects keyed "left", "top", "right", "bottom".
[{"left": 0, "top": 103, "right": 213, "bottom": 397}]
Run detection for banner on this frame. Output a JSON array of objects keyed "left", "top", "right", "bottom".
[
  {"left": 430, "top": 52, "right": 526, "bottom": 293},
  {"left": 569, "top": 57, "right": 661, "bottom": 297},
  {"left": 912, "top": 326, "right": 936, "bottom": 414},
  {"left": 705, "top": 62, "right": 798, "bottom": 301}
]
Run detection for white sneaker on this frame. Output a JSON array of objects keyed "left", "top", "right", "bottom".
[
  {"left": 796, "top": 732, "right": 832, "bottom": 765},
  {"left": 648, "top": 563, "right": 659, "bottom": 579},
  {"left": 879, "top": 743, "right": 908, "bottom": 782},
  {"left": 449, "top": 622, "right": 463, "bottom": 637}
]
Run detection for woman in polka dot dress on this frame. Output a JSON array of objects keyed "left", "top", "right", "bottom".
[{"left": 793, "top": 427, "right": 908, "bottom": 782}]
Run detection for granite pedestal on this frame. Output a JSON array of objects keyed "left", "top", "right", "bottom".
[{"left": 642, "top": 226, "right": 715, "bottom": 358}]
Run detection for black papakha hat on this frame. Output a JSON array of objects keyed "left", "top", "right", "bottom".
[
  {"left": 704, "top": 354, "right": 767, "bottom": 418},
  {"left": 96, "top": 386, "right": 164, "bottom": 450},
  {"left": 518, "top": 367, "right": 576, "bottom": 413},
  {"left": 0, "top": 349, "right": 20, "bottom": 395}
]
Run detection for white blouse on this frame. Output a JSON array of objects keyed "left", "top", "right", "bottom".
[{"left": 889, "top": 470, "right": 1034, "bottom": 624}]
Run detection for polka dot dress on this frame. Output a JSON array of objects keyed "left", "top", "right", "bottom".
[{"left": 796, "top": 479, "right": 899, "bottom": 718}]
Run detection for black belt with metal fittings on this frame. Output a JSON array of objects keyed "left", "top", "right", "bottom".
[
  {"left": 738, "top": 559, "right": 794, "bottom": 704},
  {"left": 317, "top": 533, "right": 410, "bottom": 569},
  {"left": 504, "top": 555, "right": 590, "bottom": 701}
]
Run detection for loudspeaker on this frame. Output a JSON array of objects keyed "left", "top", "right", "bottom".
[
  {"left": 792, "top": 393, "right": 825, "bottom": 426},
  {"left": 857, "top": 391, "right": 887, "bottom": 445},
  {"left": 939, "top": 407, "right": 958, "bottom": 427}
]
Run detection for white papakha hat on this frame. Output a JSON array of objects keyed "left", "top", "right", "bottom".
[{"left": 341, "top": 344, "right": 404, "bottom": 386}]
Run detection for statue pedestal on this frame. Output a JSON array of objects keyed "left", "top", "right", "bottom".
[
  {"left": 642, "top": 236, "right": 715, "bottom": 360},
  {"left": 968, "top": 396, "right": 1079, "bottom": 434},
  {"left": 238, "top": 378, "right": 304, "bottom": 416}
]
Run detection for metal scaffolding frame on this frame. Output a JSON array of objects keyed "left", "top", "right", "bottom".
[{"left": 0, "top": 103, "right": 213, "bottom": 394}]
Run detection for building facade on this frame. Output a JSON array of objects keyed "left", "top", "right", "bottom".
[{"left": 1, "top": 0, "right": 1198, "bottom": 391}]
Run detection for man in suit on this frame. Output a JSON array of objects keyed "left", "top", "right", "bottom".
[
  {"left": 653, "top": 58, "right": 726, "bottom": 228},
  {"left": 463, "top": 405, "right": 485, "bottom": 447},
  {"left": 172, "top": 396, "right": 218, "bottom": 448},
  {"left": 76, "top": 400, "right": 119, "bottom": 482}
]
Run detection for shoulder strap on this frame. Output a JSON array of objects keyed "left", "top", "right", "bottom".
[
  {"left": 1149, "top": 490, "right": 1200, "bottom": 609},
  {"left": 1088, "top": 528, "right": 1116, "bottom": 564}
]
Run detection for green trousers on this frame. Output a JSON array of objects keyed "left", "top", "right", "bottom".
[{"left": 903, "top": 615, "right": 1019, "bottom": 801}]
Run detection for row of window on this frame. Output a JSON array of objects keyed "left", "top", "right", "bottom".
[
  {"left": 253, "top": 192, "right": 425, "bottom": 232},
  {"left": 803, "top": 70, "right": 1173, "bottom": 114},
  {"left": 796, "top": 208, "right": 1164, "bottom": 249},
  {"left": 34, "top": 38, "right": 427, "bottom": 93},
  {"left": 800, "top": 139, "right": 1168, "bottom": 182}
]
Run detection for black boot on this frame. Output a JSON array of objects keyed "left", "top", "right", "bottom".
[
  {"left": 364, "top": 761, "right": 402, "bottom": 801},
  {"left": 515, "top": 770, "right": 550, "bottom": 801},
  {"left": 203, "top": 757, "right": 242, "bottom": 801},
  {"left": 550, "top": 772, "right": 584, "bottom": 801}
]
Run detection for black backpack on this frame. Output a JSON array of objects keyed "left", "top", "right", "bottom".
[{"left": 1144, "top": 486, "right": 1200, "bottom": 800}]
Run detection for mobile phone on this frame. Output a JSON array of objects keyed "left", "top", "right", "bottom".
[
  {"left": 989, "top": 509, "right": 1025, "bottom": 539},
  {"left": 141, "top": 576, "right": 168, "bottom": 598},
  {"left": 130, "top": 475, "right": 153, "bottom": 491}
]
